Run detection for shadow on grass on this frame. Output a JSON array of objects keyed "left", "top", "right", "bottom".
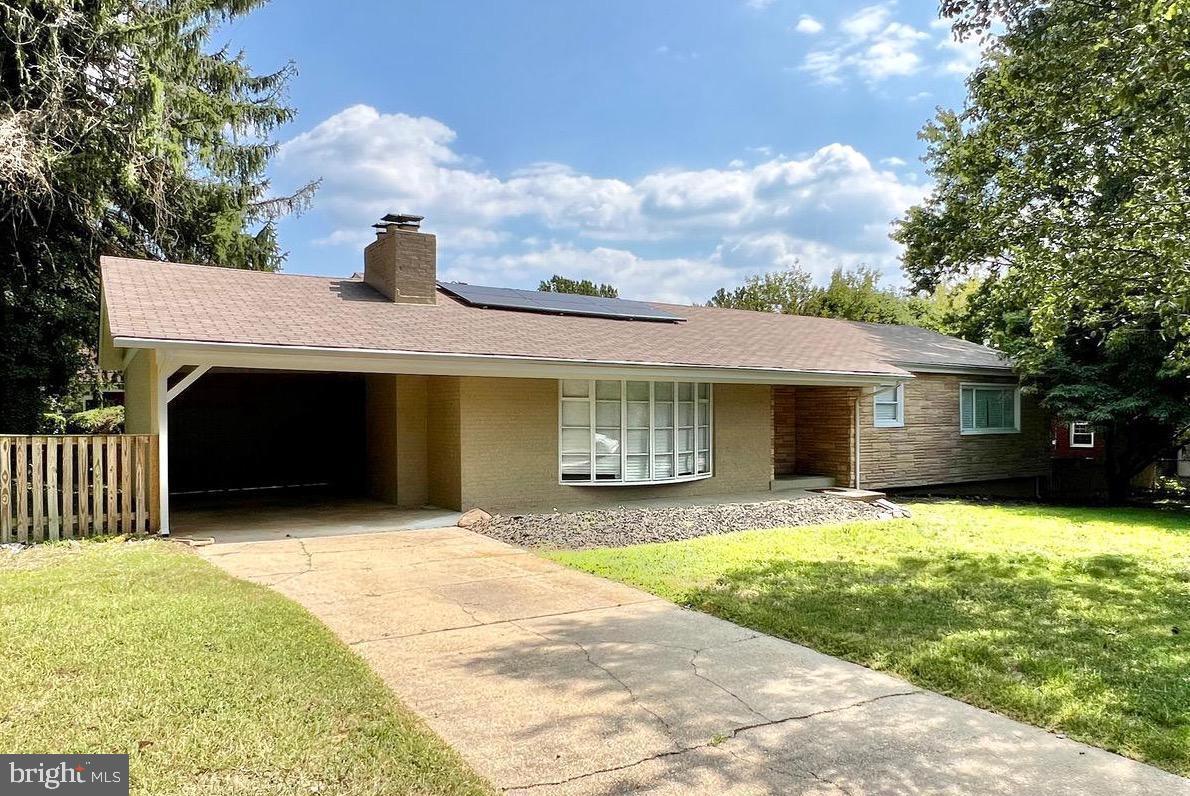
[
  {"left": 440, "top": 547, "right": 1189, "bottom": 793},
  {"left": 679, "top": 549, "right": 1189, "bottom": 774}
]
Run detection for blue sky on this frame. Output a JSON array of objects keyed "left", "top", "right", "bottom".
[{"left": 222, "top": 0, "right": 981, "bottom": 302}]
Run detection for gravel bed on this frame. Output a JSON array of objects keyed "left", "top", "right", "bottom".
[{"left": 471, "top": 495, "right": 887, "bottom": 549}]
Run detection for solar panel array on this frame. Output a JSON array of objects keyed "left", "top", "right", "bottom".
[{"left": 437, "top": 282, "right": 684, "bottom": 323}]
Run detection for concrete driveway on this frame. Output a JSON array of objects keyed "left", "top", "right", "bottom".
[{"left": 199, "top": 527, "right": 1188, "bottom": 795}]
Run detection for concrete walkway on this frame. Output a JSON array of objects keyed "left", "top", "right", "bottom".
[{"left": 199, "top": 527, "right": 1188, "bottom": 795}]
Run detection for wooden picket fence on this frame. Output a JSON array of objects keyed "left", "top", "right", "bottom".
[{"left": 0, "top": 435, "right": 159, "bottom": 543}]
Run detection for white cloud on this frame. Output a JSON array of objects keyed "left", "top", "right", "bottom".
[
  {"left": 744, "top": 0, "right": 775, "bottom": 9},
  {"left": 276, "top": 105, "right": 927, "bottom": 301},
  {"left": 936, "top": 31, "right": 985, "bottom": 75},
  {"left": 444, "top": 244, "right": 737, "bottom": 304},
  {"left": 656, "top": 44, "right": 699, "bottom": 61},
  {"left": 801, "top": 3, "right": 930, "bottom": 84},
  {"left": 880, "top": 156, "right": 907, "bottom": 167},
  {"left": 840, "top": 4, "right": 891, "bottom": 38},
  {"left": 713, "top": 232, "right": 888, "bottom": 283},
  {"left": 794, "top": 15, "right": 824, "bottom": 34},
  {"left": 930, "top": 15, "right": 995, "bottom": 76}
]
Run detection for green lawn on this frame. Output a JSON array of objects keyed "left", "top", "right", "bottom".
[
  {"left": 548, "top": 501, "right": 1190, "bottom": 775},
  {"left": 0, "top": 539, "right": 493, "bottom": 796}
]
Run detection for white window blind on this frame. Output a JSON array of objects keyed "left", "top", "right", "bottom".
[
  {"left": 960, "top": 384, "right": 1020, "bottom": 434},
  {"left": 560, "top": 380, "right": 712, "bottom": 485},
  {"left": 873, "top": 384, "right": 904, "bottom": 427}
]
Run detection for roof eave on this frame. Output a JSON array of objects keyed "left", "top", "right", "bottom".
[
  {"left": 894, "top": 361, "right": 1014, "bottom": 377},
  {"left": 112, "top": 336, "right": 913, "bottom": 386}
]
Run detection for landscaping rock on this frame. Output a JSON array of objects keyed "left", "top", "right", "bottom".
[
  {"left": 471, "top": 495, "right": 885, "bottom": 549},
  {"left": 456, "top": 508, "right": 492, "bottom": 528}
]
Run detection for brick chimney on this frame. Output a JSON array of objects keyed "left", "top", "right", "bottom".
[{"left": 363, "top": 213, "right": 436, "bottom": 304}]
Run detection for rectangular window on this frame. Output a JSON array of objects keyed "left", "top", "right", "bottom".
[
  {"left": 559, "top": 380, "right": 712, "bottom": 485},
  {"left": 873, "top": 384, "right": 904, "bottom": 428},
  {"left": 1070, "top": 421, "right": 1095, "bottom": 448},
  {"left": 960, "top": 384, "right": 1020, "bottom": 435}
]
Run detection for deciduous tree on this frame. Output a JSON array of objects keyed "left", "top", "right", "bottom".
[
  {"left": 895, "top": 0, "right": 1190, "bottom": 499},
  {"left": 537, "top": 274, "right": 618, "bottom": 298}
]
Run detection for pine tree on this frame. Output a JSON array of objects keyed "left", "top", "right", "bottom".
[{"left": 0, "top": 0, "right": 316, "bottom": 431}]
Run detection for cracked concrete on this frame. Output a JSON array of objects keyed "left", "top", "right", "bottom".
[{"left": 198, "top": 524, "right": 1189, "bottom": 796}]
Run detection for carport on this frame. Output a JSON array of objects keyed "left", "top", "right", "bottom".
[
  {"left": 113, "top": 338, "right": 465, "bottom": 536},
  {"left": 168, "top": 369, "right": 366, "bottom": 499}
]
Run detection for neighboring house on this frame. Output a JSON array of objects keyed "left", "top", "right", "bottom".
[
  {"left": 97, "top": 215, "right": 1050, "bottom": 534},
  {"left": 1053, "top": 419, "right": 1103, "bottom": 460}
]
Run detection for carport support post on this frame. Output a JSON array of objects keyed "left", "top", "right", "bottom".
[
  {"left": 155, "top": 363, "right": 212, "bottom": 536},
  {"left": 157, "top": 362, "right": 173, "bottom": 536}
]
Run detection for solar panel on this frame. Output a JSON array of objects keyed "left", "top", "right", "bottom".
[{"left": 437, "top": 282, "right": 684, "bottom": 323}]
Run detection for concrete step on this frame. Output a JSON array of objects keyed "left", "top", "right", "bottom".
[
  {"left": 770, "top": 475, "right": 836, "bottom": 492},
  {"left": 816, "top": 486, "right": 887, "bottom": 503}
]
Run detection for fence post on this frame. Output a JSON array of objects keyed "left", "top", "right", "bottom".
[
  {"left": 16, "top": 439, "right": 28, "bottom": 543},
  {"left": 31, "top": 437, "right": 44, "bottom": 543},
  {"left": 91, "top": 437, "right": 104, "bottom": 534},
  {"left": 0, "top": 437, "right": 10, "bottom": 543},
  {"left": 77, "top": 440, "right": 90, "bottom": 536},
  {"left": 46, "top": 437, "right": 59, "bottom": 541},
  {"left": 62, "top": 437, "right": 74, "bottom": 538}
]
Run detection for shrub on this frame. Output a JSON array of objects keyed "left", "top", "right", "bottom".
[{"left": 67, "top": 406, "right": 124, "bottom": 434}]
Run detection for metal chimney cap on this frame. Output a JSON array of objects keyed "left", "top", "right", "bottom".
[{"left": 373, "top": 213, "right": 424, "bottom": 230}]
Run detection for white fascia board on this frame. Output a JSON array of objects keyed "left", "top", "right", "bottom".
[
  {"left": 896, "top": 361, "right": 1015, "bottom": 377},
  {"left": 112, "top": 337, "right": 914, "bottom": 387}
]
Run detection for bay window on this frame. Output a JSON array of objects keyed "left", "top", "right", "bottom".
[{"left": 559, "top": 379, "right": 712, "bottom": 484}]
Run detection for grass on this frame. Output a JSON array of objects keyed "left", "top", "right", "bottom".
[
  {"left": 0, "top": 539, "right": 493, "bottom": 796},
  {"left": 548, "top": 501, "right": 1190, "bottom": 775}
]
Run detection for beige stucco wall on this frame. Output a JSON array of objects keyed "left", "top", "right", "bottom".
[
  {"left": 123, "top": 349, "right": 161, "bottom": 435},
  {"left": 454, "top": 377, "right": 773, "bottom": 512},
  {"left": 858, "top": 373, "right": 1050, "bottom": 489},
  {"left": 119, "top": 348, "right": 161, "bottom": 526}
]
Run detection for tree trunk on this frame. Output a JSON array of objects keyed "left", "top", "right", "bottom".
[
  {"left": 1105, "top": 469, "right": 1132, "bottom": 504},
  {"left": 1102, "top": 426, "right": 1135, "bottom": 505}
]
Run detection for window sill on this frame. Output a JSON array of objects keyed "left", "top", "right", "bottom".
[
  {"left": 874, "top": 420, "right": 904, "bottom": 428},
  {"left": 560, "top": 472, "right": 713, "bottom": 487},
  {"left": 960, "top": 428, "right": 1020, "bottom": 436}
]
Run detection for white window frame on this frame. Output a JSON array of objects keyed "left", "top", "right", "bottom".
[
  {"left": 959, "top": 382, "right": 1021, "bottom": 435},
  {"left": 1069, "top": 421, "right": 1095, "bottom": 448},
  {"left": 558, "top": 379, "right": 713, "bottom": 486},
  {"left": 873, "top": 383, "right": 905, "bottom": 428}
]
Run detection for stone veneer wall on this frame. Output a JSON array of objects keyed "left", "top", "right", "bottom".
[
  {"left": 792, "top": 386, "right": 859, "bottom": 487},
  {"left": 858, "top": 373, "right": 1050, "bottom": 489},
  {"left": 772, "top": 386, "right": 797, "bottom": 477}
]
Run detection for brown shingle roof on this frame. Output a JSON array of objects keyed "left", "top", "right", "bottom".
[{"left": 100, "top": 257, "right": 1010, "bottom": 377}]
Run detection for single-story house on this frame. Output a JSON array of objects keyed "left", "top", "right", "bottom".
[{"left": 97, "top": 215, "right": 1050, "bottom": 534}]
